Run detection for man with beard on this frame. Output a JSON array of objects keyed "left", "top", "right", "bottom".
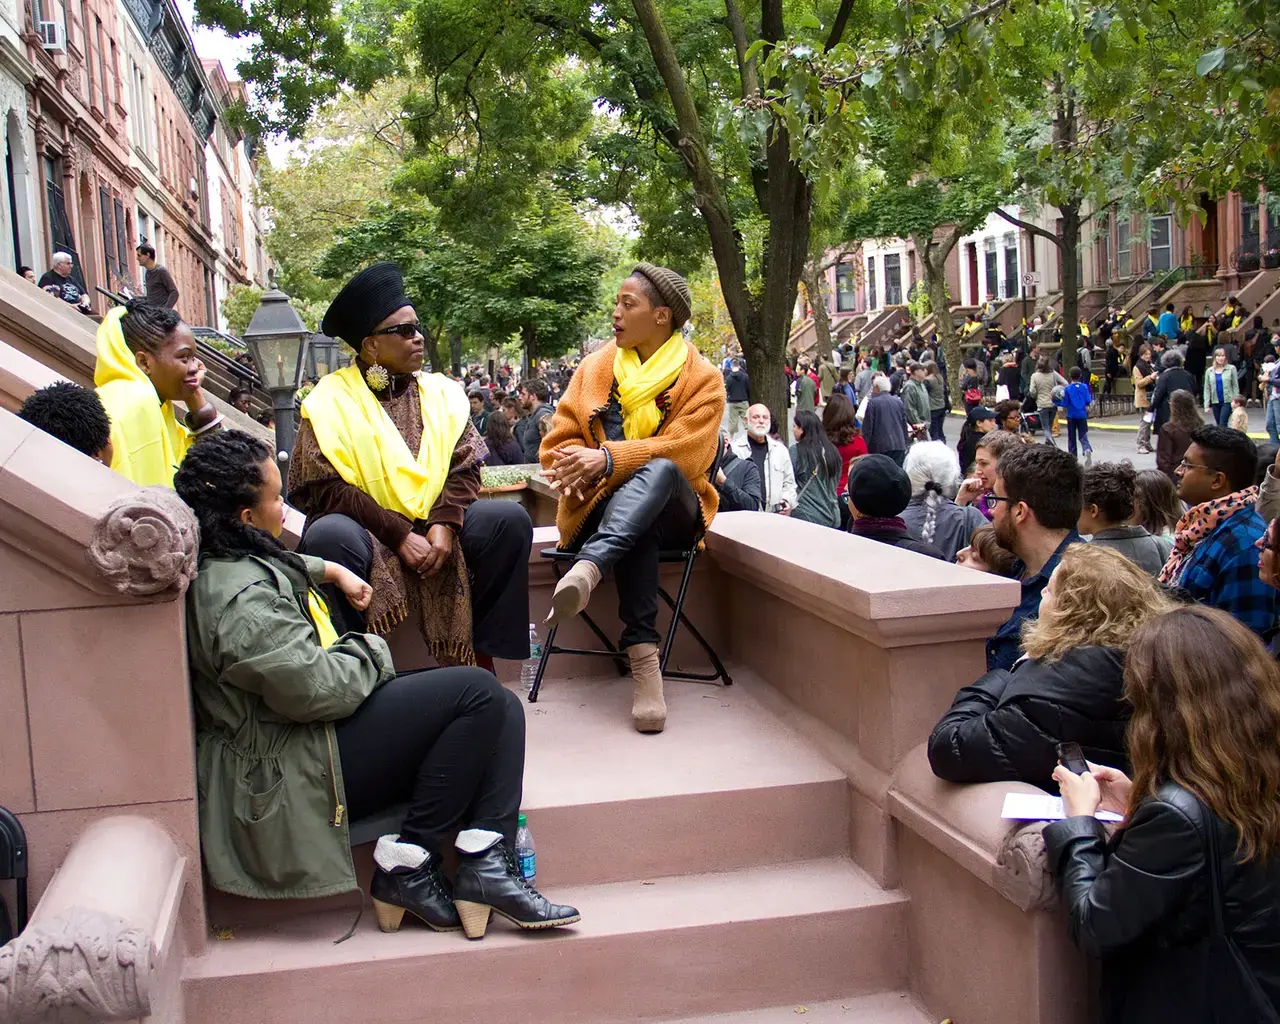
[{"left": 984, "top": 444, "right": 1083, "bottom": 672}]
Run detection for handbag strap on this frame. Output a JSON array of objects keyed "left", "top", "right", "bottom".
[{"left": 795, "top": 463, "right": 821, "bottom": 503}]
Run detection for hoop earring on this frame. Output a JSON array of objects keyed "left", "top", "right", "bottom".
[{"left": 364, "top": 362, "right": 390, "bottom": 391}]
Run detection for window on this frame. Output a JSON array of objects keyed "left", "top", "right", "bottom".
[
  {"left": 1150, "top": 212, "right": 1172, "bottom": 272},
  {"left": 137, "top": 207, "right": 149, "bottom": 245},
  {"left": 836, "top": 261, "right": 857, "bottom": 312},
  {"left": 113, "top": 197, "right": 128, "bottom": 276},
  {"left": 45, "top": 155, "right": 82, "bottom": 287},
  {"left": 1242, "top": 199, "right": 1261, "bottom": 251},
  {"left": 5, "top": 136, "right": 21, "bottom": 270},
  {"left": 884, "top": 252, "right": 903, "bottom": 306},
  {"left": 984, "top": 237, "right": 998, "bottom": 300},
  {"left": 1002, "top": 232, "right": 1018, "bottom": 299},
  {"left": 81, "top": 0, "right": 93, "bottom": 106},
  {"left": 866, "top": 256, "right": 878, "bottom": 311},
  {"left": 96, "top": 20, "right": 108, "bottom": 115},
  {"left": 100, "top": 185, "right": 118, "bottom": 283},
  {"left": 1117, "top": 220, "right": 1131, "bottom": 278}
]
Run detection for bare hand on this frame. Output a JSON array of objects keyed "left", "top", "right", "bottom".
[
  {"left": 335, "top": 567, "right": 373, "bottom": 611},
  {"left": 1053, "top": 764, "right": 1101, "bottom": 819},
  {"left": 956, "top": 477, "right": 984, "bottom": 505},
  {"left": 419, "top": 524, "right": 454, "bottom": 577},
  {"left": 398, "top": 531, "right": 434, "bottom": 571},
  {"left": 778, "top": 501, "right": 792, "bottom": 516},
  {"left": 182, "top": 360, "right": 210, "bottom": 409},
  {"left": 1087, "top": 761, "right": 1133, "bottom": 818},
  {"left": 546, "top": 445, "right": 608, "bottom": 499},
  {"left": 715, "top": 468, "right": 727, "bottom": 486}
]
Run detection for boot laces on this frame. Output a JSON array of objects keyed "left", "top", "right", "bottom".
[{"left": 503, "top": 844, "right": 544, "bottom": 900}]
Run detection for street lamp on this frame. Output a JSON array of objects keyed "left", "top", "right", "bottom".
[
  {"left": 243, "top": 284, "right": 310, "bottom": 463},
  {"left": 307, "top": 332, "right": 342, "bottom": 379}
]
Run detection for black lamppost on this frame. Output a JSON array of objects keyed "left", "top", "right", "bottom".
[
  {"left": 243, "top": 285, "right": 310, "bottom": 463},
  {"left": 307, "top": 332, "right": 342, "bottom": 379}
]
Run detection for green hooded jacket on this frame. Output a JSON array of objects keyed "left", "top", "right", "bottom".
[{"left": 184, "top": 552, "right": 394, "bottom": 899}]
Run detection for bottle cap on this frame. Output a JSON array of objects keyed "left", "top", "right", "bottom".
[{"left": 518, "top": 813, "right": 527, "bottom": 827}]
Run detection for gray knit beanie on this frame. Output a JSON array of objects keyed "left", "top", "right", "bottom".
[{"left": 631, "top": 263, "right": 692, "bottom": 326}]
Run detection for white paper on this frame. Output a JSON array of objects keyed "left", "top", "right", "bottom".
[{"left": 1001, "top": 792, "right": 1123, "bottom": 823}]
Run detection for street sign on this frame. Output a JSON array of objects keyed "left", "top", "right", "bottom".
[{"left": 1022, "top": 272, "right": 1040, "bottom": 286}]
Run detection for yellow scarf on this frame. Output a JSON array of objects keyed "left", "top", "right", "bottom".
[
  {"left": 613, "top": 334, "right": 688, "bottom": 441},
  {"left": 94, "top": 306, "right": 191, "bottom": 487},
  {"left": 300, "top": 364, "right": 471, "bottom": 520},
  {"left": 307, "top": 590, "right": 340, "bottom": 648}
]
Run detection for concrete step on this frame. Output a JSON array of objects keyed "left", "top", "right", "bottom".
[
  {"left": 662, "top": 991, "right": 937, "bottom": 1023},
  {"left": 184, "top": 857, "right": 908, "bottom": 1024},
  {"left": 206, "top": 672, "right": 851, "bottom": 927}
]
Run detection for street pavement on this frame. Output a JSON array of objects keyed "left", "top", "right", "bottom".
[{"left": 721, "top": 403, "right": 1278, "bottom": 474}]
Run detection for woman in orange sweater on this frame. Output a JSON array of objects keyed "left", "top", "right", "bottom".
[{"left": 540, "top": 264, "right": 726, "bottom": 733}]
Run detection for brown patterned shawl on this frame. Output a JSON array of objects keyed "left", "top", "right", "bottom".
[{"left": 288, "top": 378, "right": 486, "bottom": 666}]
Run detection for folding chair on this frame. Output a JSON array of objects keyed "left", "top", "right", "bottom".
[{"left": 527, "top": 438, "right": 734, "bottom": 703}]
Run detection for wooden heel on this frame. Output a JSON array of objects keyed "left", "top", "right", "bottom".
[
  {"left": 373, "top": 898, "right": 406, "bottom": 933},
  {"left": 455, "top": 900, "right": 492, "bottom": 940}
]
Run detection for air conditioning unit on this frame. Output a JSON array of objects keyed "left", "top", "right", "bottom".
[
  {"left": 232, "top": 246, "right": 242, "bottom": 261},
  {"left": 188, "top": 177, "right": 198, "bottom": 198},
  {"left": 37, "top": 20, "right": 65, "bottom": 53}
]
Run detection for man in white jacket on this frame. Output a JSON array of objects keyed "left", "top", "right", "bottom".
[{"left": 729, "top": 403, "right": 798, "bottom": 513}]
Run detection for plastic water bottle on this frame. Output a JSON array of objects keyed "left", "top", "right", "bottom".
[
  {"left": 515, "top": 813, "right": 536, "bottom": 884},
  {"left": 520, "top": 622, "right": 542, "bottom": 692}
]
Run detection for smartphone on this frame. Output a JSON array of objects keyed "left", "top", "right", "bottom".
[{"left": 1056, "top": 742, "right": 1090, "bottom": 776}]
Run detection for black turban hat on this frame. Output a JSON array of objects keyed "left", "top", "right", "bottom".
[
  {"left": 321, "top": 262, "right": 414, "bottom": 349},
  {"left": 846, "top": 453, "right": 912, "bottom": 518}
]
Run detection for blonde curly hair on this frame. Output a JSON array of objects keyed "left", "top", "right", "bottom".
[{"left": 1021, "top": 544, "right": 1176, "bottom": 663}]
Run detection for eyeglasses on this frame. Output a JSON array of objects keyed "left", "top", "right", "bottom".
[
  {"left": 370, "top": 323, "right": 423, "bottom": 340},
  {"left": 1177, "top": 459, "right": 1212, "bottom": 473},
  {"left": 987, "top": 494, "right": 1015, "bottom": 504}
]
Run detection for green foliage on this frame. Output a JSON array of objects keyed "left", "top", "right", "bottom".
[{"left": 220, "top": 284, "right": 263, "bottom": 338}]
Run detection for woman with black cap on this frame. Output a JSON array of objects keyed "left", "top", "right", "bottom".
[
  {"left": 287, "top": 262, "right": 533, "bottom": 672},
  {"left": 538, "top": 264, "right": 726, "bottom": 733},
  {"left": 843, "top": 453, "right": 945, "bottom": 559}
]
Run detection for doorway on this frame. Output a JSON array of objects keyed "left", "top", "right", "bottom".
[
  {"left": 966, "top": 243, "right": 979, "bottom": 305},
  {"left": 1200, "top": 194, "right": 1219, "bottom": 270}
]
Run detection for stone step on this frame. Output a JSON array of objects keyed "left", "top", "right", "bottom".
[
  {"left": 662, "top": 991, "right": 937, "bottom": 1023},
  {"left": 206, "top": 672, "right": 852, "bottom": 927},
  {"left": 184, "top": 857, "right": 908, "bottom": 1024}
]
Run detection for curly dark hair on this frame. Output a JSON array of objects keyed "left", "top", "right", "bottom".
[
  {"left": 17, "top": 381, "right": 111, "bottom": 457},
  {"left": 484, "top": 408, "right": 515, "bottom": 446},
  {"left": 174, "top": 430, "right": 305, "bottom": 571},
  {"left": 996, "top": 443, "right": 1083, "bottom": 530},
  {"left": 1082, "top": 460, "right": 1137, "bottom": 524},
  {"left": 120, "top": 299, "right": 183, "bottom": 354}
]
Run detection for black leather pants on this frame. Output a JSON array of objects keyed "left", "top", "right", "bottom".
[{"left": 570, "top": 458, "right": 700, "bottom": 649}]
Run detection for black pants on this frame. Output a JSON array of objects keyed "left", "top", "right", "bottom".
[
  {"left": 299, "top": 501, "right": 533, "bottom": 660},
  {"left": 929, "top": 409, "right": 947, "bottom": 442},
  {"left": 569, "top": 458, "right": 700, "bottom": 649},
  {"left": 335, "top": 668, "right": 524, "bottom": 849}
]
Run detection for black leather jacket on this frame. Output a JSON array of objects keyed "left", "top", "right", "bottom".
[
  {"left": 927, "top": 647, "right": 1130, "bottom": 789},
  {"left": 1045, "top": 782, "right": 1280, "bottom": 1023}
]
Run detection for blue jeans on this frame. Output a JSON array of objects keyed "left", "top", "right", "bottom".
[
  {"left": 1211, "top": 402, "right": 1231, "bottom": 426},
  {"left": 1267, "top": 400, "right": 1280, "bottom": 444},
  {"left": 1067, "top": 418, "right": 1092, "bottom": 456}
]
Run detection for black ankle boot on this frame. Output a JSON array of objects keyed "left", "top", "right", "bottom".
[
  {"left": 453, "top": 842, "right": 581, "bottom": 940},
  {"left": 370, "top": 851, "right": 461, "bottom": 933}
]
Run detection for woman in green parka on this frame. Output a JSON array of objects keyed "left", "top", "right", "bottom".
[{"left": 174, "top": 431, "right": 579, "bottom": 941}]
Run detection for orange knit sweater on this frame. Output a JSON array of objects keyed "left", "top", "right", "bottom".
[{"left": 539, "top": 340, "right": 727, "bottom": 548}]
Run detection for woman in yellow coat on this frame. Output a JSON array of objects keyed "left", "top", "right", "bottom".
[{"left": 94, "top": 301, "right": 220, "bottom": 486}]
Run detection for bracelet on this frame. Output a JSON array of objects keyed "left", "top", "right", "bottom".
[{"left": 601, "top": 446, "right": 614, "bottom": 480}]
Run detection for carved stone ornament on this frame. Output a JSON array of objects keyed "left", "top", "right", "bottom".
[
  {"left": 0, "top": 907, "right": 154, "bottom": 1022},
  {"left": 87, "top": 486, "right": 199, "bottom": 599},
  {"left": 994, "top": 821, "right": 1057, "bottom": 912}
]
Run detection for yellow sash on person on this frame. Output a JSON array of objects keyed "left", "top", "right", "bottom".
[
  {"left": 613, "top": 334, "right": 688, "bottom": 440},
  {"left": 94, "top": 306, "right": 191, "bottom": 487},
  {"left": 306, "top": 590, "right": 340, "bottom": 648},
  {"left": 299, "top": 364, "right": 471, "bottom": 520}
]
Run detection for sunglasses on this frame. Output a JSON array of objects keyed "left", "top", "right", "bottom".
[{"left": 370, "top": 323, "right": 423, "bottom": 340}]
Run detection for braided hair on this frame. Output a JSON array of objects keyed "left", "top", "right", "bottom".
[
  {"left": 120, "top": 299, "right": 183, "bottom": 354},
  {"left": 173, "top": 430, "right": 305, "bottom": 572}
]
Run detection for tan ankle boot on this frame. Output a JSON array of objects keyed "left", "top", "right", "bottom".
[
  {"left": 628, "top": 642, "right": 666, "bottom": 733},
  {"left": 544, "top": 560, "right": 602, "bottom": 629}
]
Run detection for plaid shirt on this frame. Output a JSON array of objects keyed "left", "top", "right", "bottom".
[{"left": 1174, "top": 505, "right": 1278, "bottom": 638}]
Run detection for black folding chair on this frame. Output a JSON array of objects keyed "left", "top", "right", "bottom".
[{"left": 527, "top": 437, "right": 733, "bottom": 703}]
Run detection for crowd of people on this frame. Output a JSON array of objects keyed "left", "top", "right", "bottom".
[{"left": 11, "top": 262, "right": 1280, "bottom": 1019}]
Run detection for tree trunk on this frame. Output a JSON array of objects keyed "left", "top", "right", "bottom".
[
  {"left": 800, "top": 261, "right": 834, "bottom": 361},
  {"left": 1058, "top": 203, "right": 1081, "bottom": 370},
  {"left": 423, "top": 326, "right": 446, "bottom": 376},
  {"left": 522, "top": 324, "right": 537, "bottom": 379},
  {"left": 912, "top": 229, "right": 964, "bottom": 406},
  {"left": 449, "top": 331, "right": 462, "bottom": 376}
]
